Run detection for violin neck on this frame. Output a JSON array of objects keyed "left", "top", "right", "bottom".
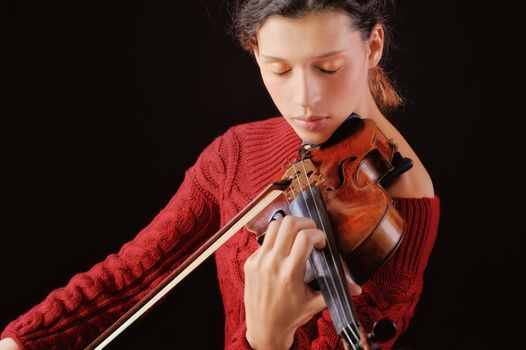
[{"left": 288, "top": 187, "right": 363, "bottom": 348}]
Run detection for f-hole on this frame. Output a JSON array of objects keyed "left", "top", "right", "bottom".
[{"left": 326, "top": 155, "right": 357, "bottom": 191}]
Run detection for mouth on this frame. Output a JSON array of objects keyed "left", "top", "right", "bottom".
[{"left": 291, "top": 116, "right": 329, "bottom": 131}]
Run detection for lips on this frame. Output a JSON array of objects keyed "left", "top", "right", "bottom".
[{"left": 291, "top": 116, "right": 329, "bottom": 131}]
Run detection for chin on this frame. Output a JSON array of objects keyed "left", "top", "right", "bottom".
[{"left": 297, "top": 131, "right": 331, "bottom": 145}]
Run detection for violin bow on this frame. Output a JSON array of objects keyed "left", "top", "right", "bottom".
[{"left": 85, "top": 179, "right": 292, "bottom": 350}]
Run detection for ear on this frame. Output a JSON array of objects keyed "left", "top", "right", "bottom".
[
  {"left": 249, "top": 36, "right": 262, "bottom": 65},
  {"left": 367, "top": 24, "right": 385, "bottom": 69}
]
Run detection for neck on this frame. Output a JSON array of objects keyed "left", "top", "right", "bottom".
[{"left": 354, "top": 87, "right": 385, "bottom": 122}]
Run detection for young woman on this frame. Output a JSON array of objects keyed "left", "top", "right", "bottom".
[{"left": 0, "top": 1, "right": 440, "bottom": 349}]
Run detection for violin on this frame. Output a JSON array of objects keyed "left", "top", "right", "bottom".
[
  {"left": 85, "top": 114, "right": 411, "bottom": 350},
  {"left": 247, "top": 114, "right": 406, "bottom": 349}
]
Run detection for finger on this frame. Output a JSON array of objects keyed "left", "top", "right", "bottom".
[
  {"left": 288, "top": 227, "right": 326, "bottom": 274},
  {"left": 259, "top": 218, "right": 282, "bottom": 252},
  {"left": 272, "top": 216, "right": 317, "bottom": 257},
  {"left": 305, "top": 289, "right": 326, "bottom": 316},
  {"left": 348, "top": 280, "right": 362, "bottom": 296}
]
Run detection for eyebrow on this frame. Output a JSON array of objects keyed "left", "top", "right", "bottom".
[{"left": 261, "top": 49, "right": 347, "bottom": 61}]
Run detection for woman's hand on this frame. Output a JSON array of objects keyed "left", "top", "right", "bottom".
[
  {"left": 0, "top": 338, "right": 19, "bottom": 350},
  {"left": 244, "top": 216, "right": 325, "bottom": 350},
  {"left": 244, "top": 215, "right": 362, "bottom": 350}
]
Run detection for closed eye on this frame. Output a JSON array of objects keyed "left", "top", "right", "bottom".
[
  {"left": 274, "top": 70, "right": 291, "bottom": 76},
  {"left": 273, "top": 67, "right": 341, "bottom": 76},
  {"left": 318, "top": 67, "right": 340, "bottom": 75}
]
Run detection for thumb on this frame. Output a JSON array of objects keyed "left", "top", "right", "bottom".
[{"left": 346, "top": 273, "right": 362, "bottom": 296}]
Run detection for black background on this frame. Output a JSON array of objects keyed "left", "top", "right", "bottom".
[{"left": 1, "top": 1, "right": 521, "bottom": 349}]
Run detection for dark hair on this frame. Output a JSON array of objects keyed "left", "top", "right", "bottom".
[{"left": 229, "top": 0, "right": 403, "bottom": 114}]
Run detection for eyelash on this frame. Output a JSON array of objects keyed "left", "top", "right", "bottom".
[{"left": 274, "top": 67, "right": 340, "bottom": 76}]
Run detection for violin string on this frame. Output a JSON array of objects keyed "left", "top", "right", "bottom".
[
  {"left": 292, "top": 161, "right": 358, "bottom": 349},
  {"left": 297, "top": 159, "right": 360, "bottom": 346},
  {"left": 293, "top": 162, "right": 355, "bottom": 344},
  {"left": 290, "top": 160, "right": 358, "bottom": 348}
]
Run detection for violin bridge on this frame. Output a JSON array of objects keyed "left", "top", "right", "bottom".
[{"left": 281, "top": 159, "right": 323, "bottom": 201}]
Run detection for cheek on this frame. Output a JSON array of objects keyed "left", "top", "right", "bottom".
[
  {"left": 337, "top": 67, "right": 363, "bottom": 95},
  {"left": 331, "top": 67, "right": 367, "bottom": 108},
  {"left": 261, "top": 73, "right": 290, "bottom": 104}
]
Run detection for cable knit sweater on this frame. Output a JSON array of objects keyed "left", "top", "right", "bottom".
[{"left": 1, "top": 117, "right": 440, "bottom": 350}]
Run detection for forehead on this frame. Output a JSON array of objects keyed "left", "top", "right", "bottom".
[{"left": 256, "top": 10, "right": 360, "bottom": 59}]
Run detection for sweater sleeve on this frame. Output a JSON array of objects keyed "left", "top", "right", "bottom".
[
  {"left": 0, "top": 132, "right": 234, "bottom": 350},
  {"left": 308, "top": 196, "right": 440, "bottom": 350},
  {"left": 228, "top": 196, "right": 440, "bottom": 350},
  {"left": 353, "top": 196, "right": 440, "bottom": 349}
]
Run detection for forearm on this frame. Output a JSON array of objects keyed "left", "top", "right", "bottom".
[
  {"left": 353, "top": 196, "right": 441, "bottom": 347},
  {"left": 311, "top": 196, "right": 440, "bottom": 349},
  {"left": 1, "top": 171, "right": 221, "bottom": 349},
  {"left": 302, "top": 197, "right": 440, "bottom": 349}
]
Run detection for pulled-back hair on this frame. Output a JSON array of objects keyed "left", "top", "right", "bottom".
[{"left": 229, "top": 0, "right": 403, "bottom": 114}]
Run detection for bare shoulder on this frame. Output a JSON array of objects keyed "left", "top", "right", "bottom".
[
  {"left": 368, "top": 115, "right": 435, "bottom": 199},
  {"left": 387, "top": 162, "right": 435, "bottom": 198}
]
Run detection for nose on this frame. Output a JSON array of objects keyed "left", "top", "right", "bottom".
[{"left": 292, "top": 70, "right": 321, "bottom": 110}]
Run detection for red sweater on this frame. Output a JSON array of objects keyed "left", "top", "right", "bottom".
[{"left": 1, "top": 117, "right": 440, "bottom": 349}]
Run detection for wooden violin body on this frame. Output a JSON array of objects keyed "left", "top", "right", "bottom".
[{"left": 247, "top": 115, "right": 406, "bottom": 285}]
